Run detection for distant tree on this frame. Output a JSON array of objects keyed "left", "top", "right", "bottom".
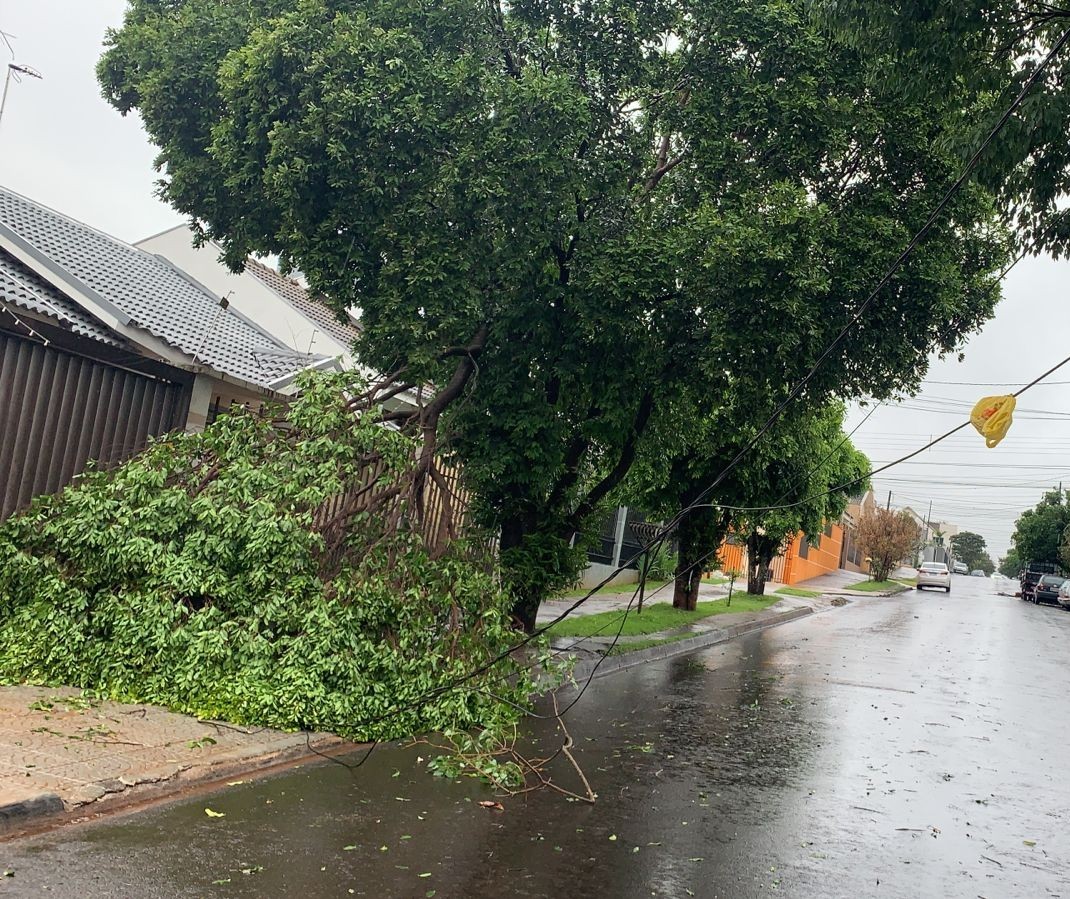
[
  {"left": 856, "top": 508, "right": 921, "bottom": 582},
  {"left": 951, "top": 531, "right": 988, "bottom": 570},
  {"left": 1011, "top": 490, "right": 1070, "bottom": 565},
  {"left": 974, "top": 552, "right": 996, "bottom": 576},
  {"left": 998, "top": 548, "right": 1021, "bottom": 578}
]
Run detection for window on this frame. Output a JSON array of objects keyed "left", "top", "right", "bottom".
[{"left": 797, "top": 536, "right": 809, "bottom": 559}]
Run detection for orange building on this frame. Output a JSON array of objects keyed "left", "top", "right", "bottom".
[{"left": 717, "top": 522, "right": 848, "bottom": 586}]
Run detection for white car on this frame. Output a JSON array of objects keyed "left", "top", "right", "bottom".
[{"left": 916, "top": 562, "right": 951, "bottom": 592}]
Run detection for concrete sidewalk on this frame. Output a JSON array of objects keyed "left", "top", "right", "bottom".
[
  {"left": 0, "top": 685, "right": 347, "bottom": 835},
  {"left": 537, "top": 577, "right": 753, "bottom": 625}
]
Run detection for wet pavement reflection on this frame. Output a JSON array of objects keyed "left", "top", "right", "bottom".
[{"left": 2, "top": 577, "right": 1068, "bottom": 898}]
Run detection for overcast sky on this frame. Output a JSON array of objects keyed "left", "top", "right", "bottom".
[{"left": 3, "top": 1, "right": 1068, "bottom": 561}]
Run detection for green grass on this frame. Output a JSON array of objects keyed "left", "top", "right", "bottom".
[
  {"left": 545, "top": 593, "right": 780, "bottom": 638},
  {"left": 895, "top": 577, "right": 917, "bottom": 586},
  {"left": 775, "top": 586, "right": 820, "bottom": 598},
  {"left": 846, "top": 579, "right": 907, "bottom": 592}
]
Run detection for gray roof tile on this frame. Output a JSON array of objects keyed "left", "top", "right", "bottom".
[
  {"left": 244, "top": 257, "right": 362, "bottom": 348},
  {"left": 0, "top": 187, "right": 324, "bottom": 388},
  {"left": 0, "top": 249, "right": 122, "bottom": 346}
]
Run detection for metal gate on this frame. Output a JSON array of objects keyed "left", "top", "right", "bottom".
[{"left": 0, "top": 330, "right": 191, "bottom": 519}]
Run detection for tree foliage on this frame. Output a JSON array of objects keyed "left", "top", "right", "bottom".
[
  {"left": 950, "top": 530, "right": 989, "bottom": 570},
  {"left": 998, "top": 547, "right": 1021, "bottom": 578},
  {"left": 855, "top": 508, "right": 921, "bottom": 582},
  {"left": 0, "top": 374, "right": 554, "bottom": 781},
  {"left": 1011, "top": 489, "right": 1070, "bottom": 565},
  {"left": 813, "top": 0, "right": 1070, "bottom": 255},
  {"left": 100, "top": 0, "right": 1009, "bottom": 626},
  {"left": 973, "top": 552, "right": 996, "bottom": 576}
]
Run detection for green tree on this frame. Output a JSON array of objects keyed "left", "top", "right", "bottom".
[
  {"left": 974, "top": 552, "right": 996, "bottom": 576},
  {"left": 0, "top": 374, "right": 553, "bottom": 782},
  {"left": 629, "top": 400, "right": 868, "bottom": 606},
  {"left": 1011, "top": 490, "right": 1070, "bottom": 565},
  {"left": 100, "top": 0, "right": 1008, "bottom": 629},
  {"left": 722, "top": 406, "right": 870, "bottom": 597},
  {"left": 950, "top": 531, "right": 988, "bottom": 570},
  {"left": 998, "top": 548, "right": 1021, "bottom": 578}
]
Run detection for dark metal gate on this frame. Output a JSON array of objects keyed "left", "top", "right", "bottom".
[{"left": 0, "top": 330, "right": 191, "bottom": 520}]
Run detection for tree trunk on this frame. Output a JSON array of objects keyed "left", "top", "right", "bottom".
[
  {"left": 672, "top": 507, "right": 729, "bottom": 611},
  {"left": 500, "top": 517, "right": 541, "bottom": 633},
  {"left": 673, "top": 512, "right": 702, "bottom": 610},
  {"left": 511, "top": 585, "right": 542, "bottom": 634},
  {"left": 745, "top": 532, "right": 775, "bottom": 595}
]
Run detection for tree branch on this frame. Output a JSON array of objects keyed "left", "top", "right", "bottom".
[{"left": 567, "top": 389, "right": 656, "bottom": 529}]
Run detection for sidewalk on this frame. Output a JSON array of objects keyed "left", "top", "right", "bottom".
[
  {"left": 0, "top": 685, "right": 347, "bottom": 836},
  {"left": 796, "top": 568, "right": 913, "bottom": 596},
  {"left": 538, "top": 576, "right": 740, "bottom": 624}
]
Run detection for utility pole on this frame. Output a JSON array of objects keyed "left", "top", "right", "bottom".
[
  {"left": 886, "top": 490, "right": 892, "bottom": 511},
  {"left": 925, "top": 499, "right": 933, "bottom": 563},
  {"left": 0, "top": 63, "right": 43, "bottom": 133}
]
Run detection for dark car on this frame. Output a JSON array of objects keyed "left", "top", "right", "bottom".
[
  {"left": 1032, "top": 575, "right": 1067, "bottom": 605},
  {"left": 1020, "top": 563, "right": 1063, "bottom": 601}
]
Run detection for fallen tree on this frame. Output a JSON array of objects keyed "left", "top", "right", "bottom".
[{"left": 0, "top": 373, "right": 558, "bottom": 785}]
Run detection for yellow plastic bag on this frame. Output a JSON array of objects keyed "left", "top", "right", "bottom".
[{"left": 970, "top": 395, "right": 1016, "bottom": 448}]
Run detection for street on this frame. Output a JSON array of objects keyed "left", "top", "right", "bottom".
[{"left": 2, "top": 576, "right": 1068, "bottom": 898}]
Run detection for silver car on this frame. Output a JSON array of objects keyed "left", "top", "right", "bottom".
[
  {"left": 1057, "top": 580, "right": 1070, "bottom": 609},
  {"left": 916, "top": 562, "right": 951, "bottom": 593}
]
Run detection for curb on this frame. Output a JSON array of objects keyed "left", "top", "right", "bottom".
[
  {"left": 567, "top": 605, "right": 816, "bottom": 683},
  {"left": 0, "top": 793, "right": 64, "bottom": 834},
  {"left": 0, "top": 733, "right": 352, "bottom": 839}
]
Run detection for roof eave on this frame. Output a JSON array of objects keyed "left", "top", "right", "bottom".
[{"left": 266, "top": 355, "right": 345, "bottom": 394}]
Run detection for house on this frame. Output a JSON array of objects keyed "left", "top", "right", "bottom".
[
  {"left": 135, "top": 225, "right": 426, "bottom": 416},
  {"left": 136, "top": 225, "right": 361, "bottom": 366},
  {"left": 0, "top": 186, "right": 338, "bottom": 520}
]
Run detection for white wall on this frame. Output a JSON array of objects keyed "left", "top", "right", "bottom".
[{"left": 137, "top": 227, "right": 354, "bottom": 364}]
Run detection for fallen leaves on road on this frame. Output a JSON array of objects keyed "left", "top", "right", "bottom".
[
  {"left": 204, "top": 808, "right": 225, "bottom": 818},
  {"left": 478, "top": 801, "right": 505, "bottom": 812}
]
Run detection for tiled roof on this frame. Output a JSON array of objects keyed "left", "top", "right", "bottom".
[
  {"left": 243, "top": 257, "right": 361, "bottom": 349},
  {"left": 0, "top": 187, "right": 324, "bottom": 388},
  {"left": 0, "top": 249, "right": 122, "bottom": 346}
]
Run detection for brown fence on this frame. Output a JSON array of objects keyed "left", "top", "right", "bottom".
[
  {"left": 311, "top": 452, "right": 476, "bottom": 571},
  {"left": 0, "top": 329, "right": 191, "bottom": 520}
]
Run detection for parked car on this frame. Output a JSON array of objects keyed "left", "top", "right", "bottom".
[
  {"left": 970, "top": 569, "right": 985, "bottom": 577},
  {"left": 1057, "top": 580, "right": 1070, "bottom": 609},
  {"left": 953, "top": 561, "right": 969, "bottom": 575},
  {"left": 1032, "top": 574, "right": 1067, "bottom": 605},
  {"left": 917, "top": 562, "right": 951, "bottom": 592},
  {"left": 1020, "top": 563, "right": 1063, "bottom": 601}
]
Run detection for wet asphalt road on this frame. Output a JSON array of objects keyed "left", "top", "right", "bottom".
[{"left": 2, "top": 576, "right": 1068, "bottom": 899}]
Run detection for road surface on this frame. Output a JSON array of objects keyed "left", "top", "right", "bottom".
[{"left": 1, "top": 574, "right": 1067, "bottom": 898}]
